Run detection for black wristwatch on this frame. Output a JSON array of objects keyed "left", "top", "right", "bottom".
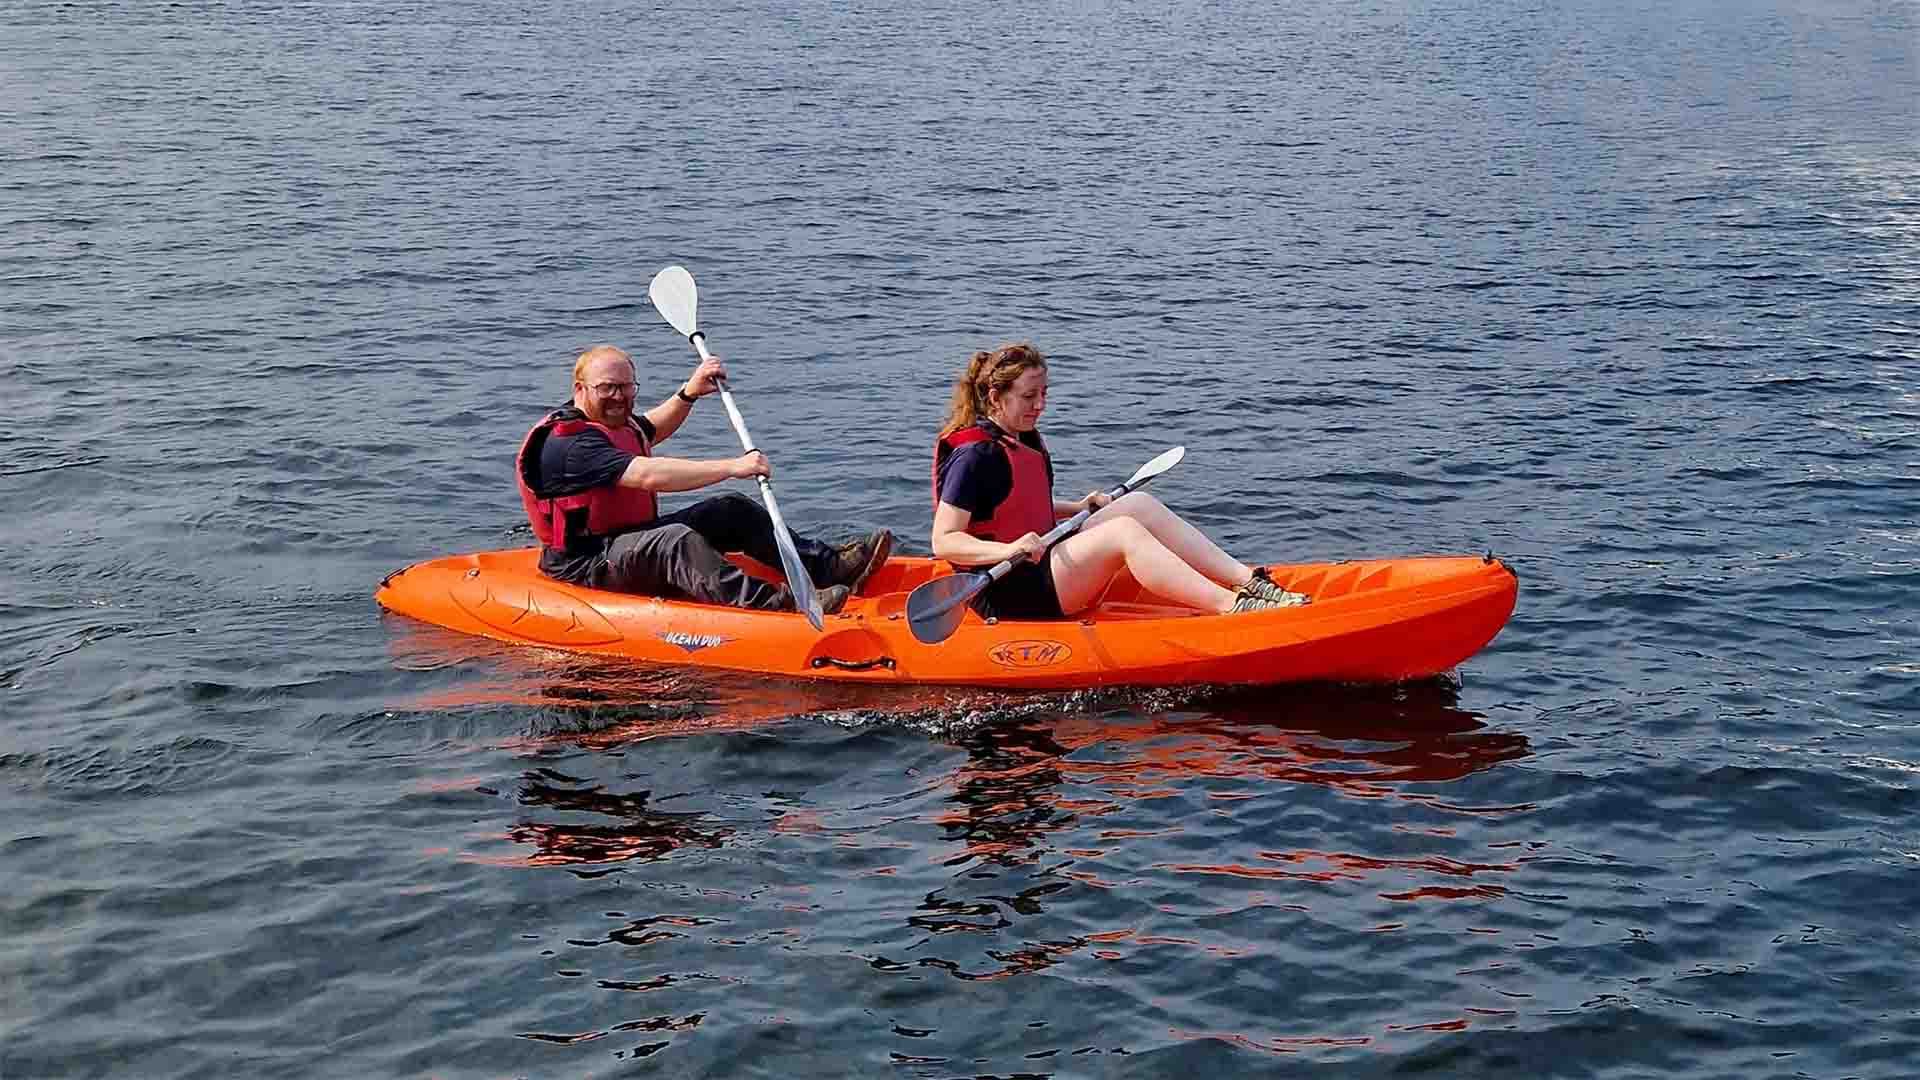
[{"left": 675, "top": 388, "right": 698, "bottom": 404}]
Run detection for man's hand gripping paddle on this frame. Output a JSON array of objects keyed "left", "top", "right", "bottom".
[{"left": 648, "top": 266, "right": 825, "bottom": 631}]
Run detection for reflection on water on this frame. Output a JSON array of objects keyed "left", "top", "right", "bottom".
[
  {"left": 406, "top": 641, "right": 1530, "bottom": 892},
  {"left": 399, "top": 641, "right": 1537, "bottom": 1058},
  {"left": 385, "top": 618, "right": 1032, "bottom": 745},
  {"left": 880, "top": 682, "right": 1533, "bottom": 985},
  {"left": 936, "top": 682, "right": 1531, "bottom": 871},
  {"left": 483, "top": 766, "right": 733, "bottom": 870}
]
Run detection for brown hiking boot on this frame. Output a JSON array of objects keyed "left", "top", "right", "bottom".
[
  {"left": 769, "top": 584, "right": 850, "bottom": 616},
  {"left": 822, "top": 530, "right": 894, "bottom": 593}
]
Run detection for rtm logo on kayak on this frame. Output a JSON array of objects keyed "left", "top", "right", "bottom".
[
  {"left": 988, "top": 640, "right": 1072, "bottom": 668},
  {"left": 660, "top": 631, "right": 731, "bottom": 654}
]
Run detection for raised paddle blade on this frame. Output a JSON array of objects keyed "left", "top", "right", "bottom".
[
  {"left": 647, "top": 264, "right": 823, "bottom": 630},
  {"left": 648, "top": 266, "right": 700, "bottom": 338},
  {"left": 906, "top": 572, "right": 986, "bottom": 645},
  {"left": 1126, "top": 445, "right": 1185, "bottom": 489}
]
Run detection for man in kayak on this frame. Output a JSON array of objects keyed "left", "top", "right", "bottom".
[
  {"left": 517, "top": 344, "right": 892, "bottom": 613},
  {"left": 931, "top": 342, "right": 1308, "bottom": 620}
]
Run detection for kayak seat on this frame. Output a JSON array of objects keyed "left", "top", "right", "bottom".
[{"left": 859, "top": 559, "right": 944, "bottom": 597}]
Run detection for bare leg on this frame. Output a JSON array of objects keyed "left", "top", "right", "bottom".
[
  {"left": 1050, "top": 517, "right": 1237, "bottom": 615},
  {"left": 1084, "top": 492, "right": 1253, "bottom": 587}
]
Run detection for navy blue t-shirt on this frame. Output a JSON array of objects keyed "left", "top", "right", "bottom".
[
  {"left": 935, "top": 421, "right": 1054, "bottom": 526},
  {"left": 527, "top": 409, "right": 657, "bottom": 580}
]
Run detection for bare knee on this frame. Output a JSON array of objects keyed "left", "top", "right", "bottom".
[
  {"left": 1101, "top": 491, "right": 1167, "bottom": 522},
  {"left": 1066, "top": 517, "right": 1150, "bottom": 564},
  {"left": 1057, "top": 519, "right": 1136, "bottom": 569},
  {"left": 1107, "top": 514, "right": 1153, "bottom": 549}
]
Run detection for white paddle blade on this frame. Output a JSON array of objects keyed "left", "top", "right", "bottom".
[
  {"left": 1127, "top": 445, "right": 1186, "bottom": 488},
  {"left": 648, "top": 266, "right": 700, "bottom": 337}
]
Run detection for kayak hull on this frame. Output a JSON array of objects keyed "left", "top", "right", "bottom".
[{"left": 374, "top": 549, "right": 1517, "bottom": 690}]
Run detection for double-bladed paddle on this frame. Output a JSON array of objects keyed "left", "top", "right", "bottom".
[
  {"left": 905, "top": 446, "right": 1187, "bottom": 645},
  {"left": 648, "top": 266, "right": 825, "bottom": 631}
]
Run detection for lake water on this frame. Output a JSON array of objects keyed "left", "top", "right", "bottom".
[{"left": 3, "top": 0, "right": 1918, "bottom": 1075}]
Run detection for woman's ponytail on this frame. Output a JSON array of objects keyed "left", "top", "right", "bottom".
[{"left": 938, "top": 343, "right": 1045, "bottom": 437}]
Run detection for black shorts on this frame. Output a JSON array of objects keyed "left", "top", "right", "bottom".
[{"left": 970, "top": 549, "right": 1065, "bottom": 621}]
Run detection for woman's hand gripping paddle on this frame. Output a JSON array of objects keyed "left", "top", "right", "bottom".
[
  {"left": 905, "top": 446, "right": 1186, "bottom": 645},
  {"left": 648, "top": 266, "right": 826, "bottom": 631}
]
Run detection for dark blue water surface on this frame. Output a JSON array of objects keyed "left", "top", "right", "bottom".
[{"left": 5, "top": 1, "right": 1918, "bottom": 1076}]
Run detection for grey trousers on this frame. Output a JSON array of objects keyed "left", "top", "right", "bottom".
[{"left": 591, "top": 493, "right": 836, "bottom": 611}]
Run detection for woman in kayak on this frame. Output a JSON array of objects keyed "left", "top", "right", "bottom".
[{"left": 932, "top": 342, "right": 1308, "bottom": 620}]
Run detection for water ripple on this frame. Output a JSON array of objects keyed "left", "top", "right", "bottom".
[{"left": 3, "top": 0, "right": 1918, "bottom": 1074}]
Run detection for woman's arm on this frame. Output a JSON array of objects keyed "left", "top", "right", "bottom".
[{"left": 932, "top": 500, "right": 1034, "bottom": 566}]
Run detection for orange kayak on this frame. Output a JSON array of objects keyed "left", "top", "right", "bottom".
[{"left": 374, "top": 548, "right": 1516, "bottom": 690}]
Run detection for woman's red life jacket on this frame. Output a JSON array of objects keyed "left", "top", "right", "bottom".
[
  {"left": 515, "top": 409, "right": 660, "bottom": 549},
  {"left": 931, "top": 424, "right": 1055, "bottom": 547}
]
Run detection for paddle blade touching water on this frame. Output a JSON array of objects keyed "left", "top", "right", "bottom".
[{"left": 906, "top": 446, "right": 1187, "bottom": 644}]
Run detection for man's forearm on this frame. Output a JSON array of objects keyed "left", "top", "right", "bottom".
[
  {"left": 618, "top": 454, "right": 737, "bottom": 493},
  {"left": 643, "top": 386, "right": 698, "bottom": 444}
]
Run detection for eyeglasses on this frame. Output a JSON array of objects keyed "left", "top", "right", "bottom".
[{"left": 589, "top": 381, "right": 636, "bottom": 397}]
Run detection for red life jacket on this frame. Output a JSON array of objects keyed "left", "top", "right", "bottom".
[
  {"left": 515, "top": 408, "right": 660, "bottom": 549},
  {"left": 931, "top": 424, "right": 1055, "bottom": 546}
]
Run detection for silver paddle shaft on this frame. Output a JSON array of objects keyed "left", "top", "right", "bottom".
[
  {"left": 906, "top": 445, "right": 1185, "bottom": 643},
  {"left": 687, "top": 330, "right": 823, "bottom": 630},
  {"left": 982, "top": 479, "right": 1130, "bottom": 585}
]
